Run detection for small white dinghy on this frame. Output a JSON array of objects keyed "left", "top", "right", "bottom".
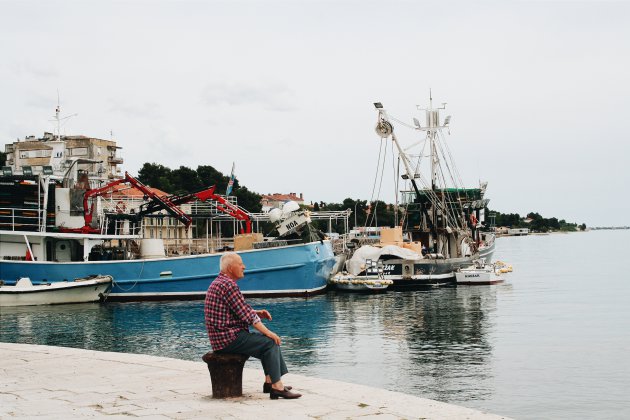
[
  {"left": 0, "top": 275, "right": 113, "bottom": 307},
  {"left": 455, "top": 260, "right": 505, "bottom": 285},
  {"left": 329, "top": 273, "right": 393, "bottom": 292}
]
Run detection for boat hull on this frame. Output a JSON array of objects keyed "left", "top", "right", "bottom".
[
  {"left": 0, "top": 276, "right": 112, "bottom": 306},
  {"left": 0, "top": 241, "right": 336, "bottom": 300},
  {"left": 478, "top": 240, "right": 496, "bottom": 262},
  {"left": 455, "top": 269, "right": 504, "bottom": 285},
  {"left": 368, "top": 256, "right": 475, "bottom": 289}
]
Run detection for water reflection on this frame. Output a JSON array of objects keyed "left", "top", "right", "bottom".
[{"left": 0, "top": 287, "right": 501, "bottom": 404}]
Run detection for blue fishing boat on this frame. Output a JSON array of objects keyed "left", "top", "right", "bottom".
[
  {"left": 0, "top": 115, "right": 336, "bottom": 299},
  {"left": 0, "top": 230, "right": 334, "bottom": 300}
]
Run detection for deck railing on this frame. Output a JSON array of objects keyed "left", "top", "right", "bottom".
[{"left": 0, "top": 207, "right": 47, "bottom": 231}]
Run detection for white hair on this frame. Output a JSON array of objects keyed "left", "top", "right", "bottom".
[{"left": 219, "top": 252, "right": 241, "bottom": 272}]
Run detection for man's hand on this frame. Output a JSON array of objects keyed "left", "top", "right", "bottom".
[
  {"left": 257, "top": 309, "right": 272, "bottom": 320},
  {"left": 266, "top": 331, "right": 282, "bottom": 345}
]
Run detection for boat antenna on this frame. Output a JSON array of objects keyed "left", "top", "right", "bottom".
[{"left": 50, "top": 91, "right": 78, "bottom": 141}]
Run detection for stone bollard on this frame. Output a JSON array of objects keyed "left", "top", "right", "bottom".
[{"left": 201, "top": 352, "right": 249, "bottom": 398}]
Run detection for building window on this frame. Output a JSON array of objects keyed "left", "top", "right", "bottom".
[
  {"left": 70, "top": 147, "right": 88, "bottom": 156},
  {"left": 19, "top": 149, "right": 52, "bottom": 159}
]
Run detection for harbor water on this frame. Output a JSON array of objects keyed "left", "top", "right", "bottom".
[{"left": 1, "top": 230, "right": 628, "bottom": 419}]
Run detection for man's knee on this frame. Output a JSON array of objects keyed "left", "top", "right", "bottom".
[
  {"left": 252, "top": 336, "right": 281, "bottom": 360},
  {"left": 259, "top": 335, "right": 278, "bottom": 352}
]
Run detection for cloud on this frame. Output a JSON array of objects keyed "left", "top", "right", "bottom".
[
  {"left": 200, "top": 82, "right": 297, "bottom": 112},
  {"left": 12, "top": 60, "right": 59, "bottom": 79},
  {"left": 107, "top": 100, "right": 163, "bottom": 120}
]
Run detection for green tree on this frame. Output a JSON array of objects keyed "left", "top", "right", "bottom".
[
  {"left": 170, "top": 166, "right": 203, "bottom": 194},
  {"left": 0, "top": 151, "right": 6, "bottom": 167},
  {"left": 233, "top": 184, "right": 262, "bottom": 212},
  {"left": 197, "top": 165, "right": 229, "bottom": 191},
  {"left": 137, "top": 163, "right": 173, "bottom": 192},
  {"left": 489, "top": 209, "right": 521, "bottom": 227}
]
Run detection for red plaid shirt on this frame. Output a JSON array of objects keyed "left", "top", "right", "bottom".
[{"left": 204, "top": 272, "right": 261, "bottom": 351}]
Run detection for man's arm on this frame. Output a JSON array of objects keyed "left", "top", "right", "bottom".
[
  {"left": 252, "top": 320, "right": 281, "bottom": 345},
  {"left": 224, "top": 282, "right": 260, "bottom": 325}
]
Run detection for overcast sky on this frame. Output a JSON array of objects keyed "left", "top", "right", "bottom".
[{"left": 1, "top": 0, "right": 628, "bottom": 226}]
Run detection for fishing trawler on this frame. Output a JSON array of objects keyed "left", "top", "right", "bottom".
[
  {"left": 343, "top": 97, "right": 495, "bottom": 288},
  {"left": 0, "top": 107, "right": 336, "bottom": 300}
]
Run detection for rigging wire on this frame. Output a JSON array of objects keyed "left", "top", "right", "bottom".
[
  {"left": 389, "top": 115, "right": 417, "bottom": 130},
  {"left": 368, "top": 137, "right": 389, "bottom": 228},
  {"left": 380, "top": 111, "right": 473, "bottom": 246},
  {"left": 367, "top": 138, "right": 385, "bottom": 228},
  {"left": 393, "top": 140, "right": 399, "bottom": 226}
]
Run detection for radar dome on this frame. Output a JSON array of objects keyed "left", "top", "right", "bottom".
[
  {"left": 282, "top": 201, "right": 300, "bottom": 216},
  {"left": 268, "top": 208, "right": 283, "bottom": 223}
]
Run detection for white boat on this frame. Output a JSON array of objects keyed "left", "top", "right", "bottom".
[
  {"left": 330, "top": 273, "right": 393, "bottom": 292},
  {"left": 0, "top": 275, "right": 113, "bottom": 306},
  {"left": 455, "top": 260, "right": 505, "bottom": 285}
]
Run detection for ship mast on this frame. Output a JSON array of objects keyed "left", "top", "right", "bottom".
[
  {"left": 416, "top": 91, "right": 449, "bottom": 191},
  {"left": 373, "top": 103, "right": 423, "bottom": 199}
]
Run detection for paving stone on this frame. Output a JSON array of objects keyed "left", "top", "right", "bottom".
[{"left": 0, "top": 342, "right": 511, "bottom": 420}]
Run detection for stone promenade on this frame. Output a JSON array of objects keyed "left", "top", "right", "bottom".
[{"left": 0, "top": 342, "right": 511, "bottom": 419}]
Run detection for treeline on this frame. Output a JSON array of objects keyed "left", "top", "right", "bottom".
[
  {"left": 312, "top": 199, "right": 402, "bottom": 233},
  {"left": 491, "top": 210, "right": 586, "bottom": 232},
  {"left": 136, "top": 163, "right": 262, "bottom": 212},
  {"left": 131, "top": 165, "right": 588, "bottom": 234},
  {"left": 1, "top": 150, "right": 588, "bottom": 234}
]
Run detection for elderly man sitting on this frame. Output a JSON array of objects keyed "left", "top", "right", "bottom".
[{"left": 204, "top": 252, "right": 301, "bottom": 399}]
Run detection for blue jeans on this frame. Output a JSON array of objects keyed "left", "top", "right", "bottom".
[{"left": 217, "top": 330, "right": 288, "bottom": 383}]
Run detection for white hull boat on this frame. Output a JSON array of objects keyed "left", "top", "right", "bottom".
[
  {"left": 330, "top": 273, "right": 392, "bottom": 292},
  {"left": 0, "top": 275, "right": 113, "bottom": 306},
  {"left": 455, "top": 261, "right": 505, "bottom": 285}
]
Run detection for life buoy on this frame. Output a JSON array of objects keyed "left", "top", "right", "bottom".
[
  {"left": 115, "top": 201, "right": 127, "bottom": 214},
  {"left": 470, "top": 213, "right": 478, "bottom": 225}
]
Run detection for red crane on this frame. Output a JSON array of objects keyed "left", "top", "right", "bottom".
[{"left": 61, "top": 172, "right": 252, "bottom": 234}]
